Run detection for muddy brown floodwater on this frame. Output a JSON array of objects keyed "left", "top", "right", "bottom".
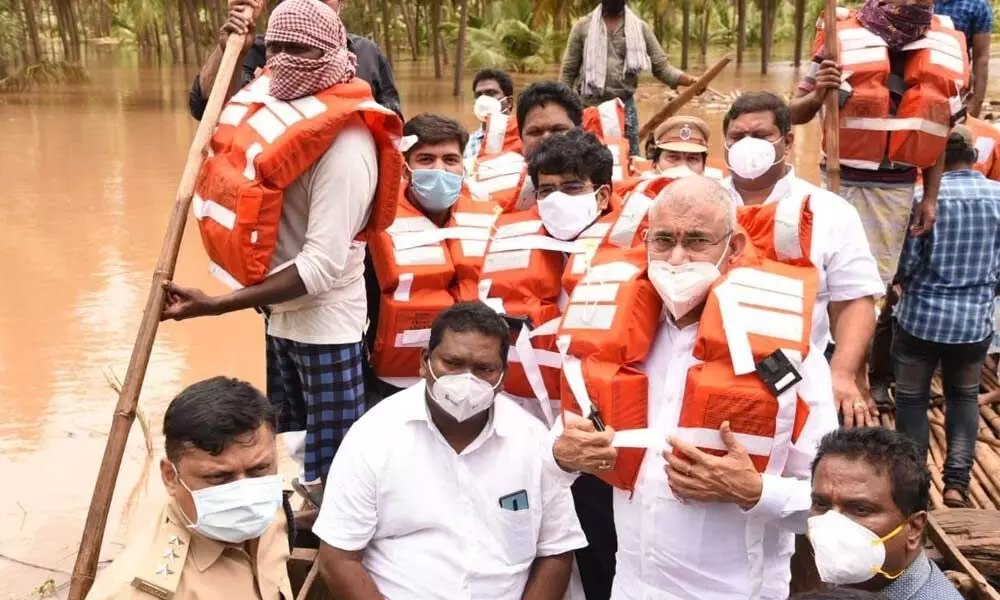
[{"left": 3, "top": 47, "right": 1000, "bottom": 597}]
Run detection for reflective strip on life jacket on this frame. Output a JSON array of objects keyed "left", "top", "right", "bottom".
[
  {"left": 713, "top": 267, "right": 808, "bottom": 376},
  {"left": 841, "top": 116, "right": 951, "bottom": 137},
  {"left": 192, "top": 193, "right": 237, "bottom": 231},
  {"left": 773, "top": 194, "right": 807, "bottom": 263},
  {"left": 598, "top": 99, "right": 625, "bottom": 141},
  {"left": 482, "top": 113, "right": 511, "bottom": 157}
]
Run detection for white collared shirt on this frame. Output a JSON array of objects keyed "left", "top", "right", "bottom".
[
  {"left": 722, "top": 168, "right": 884, "bottom": 348},
  {"left": 314, "top": 383, "right": 587, "bottom": 600},
  {"left": 611, "top": 318, "right": 839, "bottom": 600},
  {"left": 721, "top": 168, "right": 881, "bottom": 599}
]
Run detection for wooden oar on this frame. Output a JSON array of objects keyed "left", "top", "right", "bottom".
[
  {"left": 823, "top": 0, "right": 841, "bottom": 193},
  {"left": 66, "top": 10, "right": 254, "bottom": 600},
  {"left": 638, "top": 56, "right": 732, "bottom": 142}
]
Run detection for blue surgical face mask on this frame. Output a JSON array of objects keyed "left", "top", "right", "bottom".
[
  {"left": 409, "top": 168, "right": 464, "bottom": 212},
  {"left": 172, "top": 463, "right": 282, "bottom": 544}
]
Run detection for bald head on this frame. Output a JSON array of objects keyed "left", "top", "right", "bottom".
[{"left": 646, "top": 175, "right": 745, "bottom": 270}]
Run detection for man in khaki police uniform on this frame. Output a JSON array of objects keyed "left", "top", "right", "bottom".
[
  {"left": 646, "top": 116, "right": 721, "bottom": 178},
  {"left": 86, "top": 377, "right": 293, "bottom": 599}
]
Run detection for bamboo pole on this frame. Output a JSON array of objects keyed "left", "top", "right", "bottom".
[
  {"left": 295, "top": 560, "right": 321, "bottom": 600},
  {"left": 822, "top": 0, "right": 841, "bottom": 193},
  {"left": 929, "top": 411, "right": 990, "bottom": 509},
  {"left": 66, "top": 11, "right": 253, "bottom": 600},
  {"left": 982, "top": 404, "right": 1000, "bottom": 434},
  {"left": 928, "top": 414, "right": 1000, "bottom": 449},
  {"left": 926, "top": 513, "right": 1000, "bottom": 600},
  {"left": 638, "top": 56, "right": 732, "bottom": 142}
]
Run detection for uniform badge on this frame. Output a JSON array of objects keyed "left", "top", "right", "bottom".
[{"left": 679, "top": 125, "right": 693, "bottom": 141}]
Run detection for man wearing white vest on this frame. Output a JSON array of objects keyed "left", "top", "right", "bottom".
[{"left": 552, "top": 176, "right": 840, "bottom": 599}]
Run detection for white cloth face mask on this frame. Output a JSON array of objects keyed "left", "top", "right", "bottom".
[
  {"left": 474, "top": 95, "right": 503, "bottom": 122},
  {"left": 647, "top": 237, "right": 729, "bottom": 320},
  {"left": 538, "top": 191, "right": 599, "bottom": 241},
  {"left": 427, "top": 362, "right": 502, "bottom": 422},
  {"left": 726, "top": 136, "right": 781, "bottom": 180},
  {"left": 807, "top": 509, "right": 907, "bottom": 585},
  {"left": 173, "top": 464, "right": 283, "bottom": 544}
]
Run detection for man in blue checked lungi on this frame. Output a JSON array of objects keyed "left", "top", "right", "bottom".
[{"left": 161, "top": 0, "right": 402, "bottom": 499}]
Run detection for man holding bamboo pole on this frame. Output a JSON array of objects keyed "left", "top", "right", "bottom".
[
  {"left": 161, "top": 0, "right": 402, "bottom": 495},
  {"left": 789, "top": 0, "right": 966, "bottom": 286}
]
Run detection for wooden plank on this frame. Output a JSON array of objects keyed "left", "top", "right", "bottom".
[{"left": 927, "top": 512, "right": 1000, "bottom": 600}]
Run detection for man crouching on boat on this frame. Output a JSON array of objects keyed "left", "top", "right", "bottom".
[
  {"left": 86, "top": 377, "right": 293, "bottom": 599},
  {"left": 160, "top": 0, "right": 402, "bottom": 501}
]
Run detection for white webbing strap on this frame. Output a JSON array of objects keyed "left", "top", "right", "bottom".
[
  {"left": 394, "top": 328, "right": 431, "bottom": 348},
  {"left": 764, "top": 349, "right": 802, "bottom": 476},
  {"left": 488, "top": 235, "right": 588, "bottom": 254},
  {"left": 842, "top": 117, "right": 950, "bottom": 137},
  {"left": 714, "top": 281, "right": 756, "bottom": 375},
  {"left": 556, "top": 335, "right": 598, "bottom": 420},
  {"left": 773, "top": 193, "right": 806, "bottom": 262},
  {"left": 510, "top": 317, "right": 562, "bottom": 427},
  {"left": 598, "top": 99, "right": 624, "bottom": 140},
  {"left": 483, "top": 114, "right": 509, "bottom": 156},
  {"left": 478, "top": 279, "right": 505, "bottom": 314},
  {"left": 391, "top": 226, "right": 490, "bottom": 250}
]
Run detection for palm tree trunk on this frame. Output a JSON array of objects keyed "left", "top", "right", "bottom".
[
  {"left": 381, "top": 0, "right": 394, "bottom": 66},
  {"left": 399, "top": 0, "right": 419, "bottom": 60},
  {"left": 21, "top": 0, "right": 44, "bottom": 63},
  {"left": 760, "top": 0, "right": 770, "bottom": 74},
  {"left": 177, "top": 0, "right": 192, "bottom": 65},
  {"left": 184, "top": 0, "right": 204, "bottom": 64},
  {"left": 431, "top": 0, "right": 442, "bottom": 78},
  {"left": 736, "top": 0, "right": 746, "bottom": 65},
  {"left": 793, "top": 0, "right": 806, "bottom": 66},
  {"left": 681, "top": 0, "right": 691, "bottom": 70},
  {"left": 163, "top": 5, "right": 181, "bottom": 64},
  {"left": 453, "top": 0, "right": 469, "bottom": 97},
  {"left": 699, "top": 0, "right": 710, "bottom": 60}
]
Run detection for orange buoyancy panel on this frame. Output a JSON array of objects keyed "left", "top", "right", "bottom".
[
  {"left": 194, "top": 73, "right": 402, "bottom": 286},
  {"left": 558, "top": 245, "right": 663, "bottom": 491},
  {"left": 368, "top": 195, "right": 457, "bottom": 380},
  {"left": 477, "top": 112, "right": 522, "bottom": 159},
  {"left": 966, "top": 117, "right": 1000, "bottom": 181},
  {"left": 676, "top": 258, "right": 818, "bottom": 474},
  {"left": 737, "top": 192, "right": 814, "bottom": 267},
  {"left": 447, "top": 191, "right": 503, "bottom": 302}
]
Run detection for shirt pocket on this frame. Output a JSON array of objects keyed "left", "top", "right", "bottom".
[{"left": 492, "top": 506, "right": 538, "bottom": 565}]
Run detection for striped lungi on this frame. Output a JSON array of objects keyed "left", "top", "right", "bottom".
[
  {"left": 839, "top": 183, "right": 916, "bottom": 286},
  {"left": 266, "top": 335, "right": 366, "bottom": 484}
]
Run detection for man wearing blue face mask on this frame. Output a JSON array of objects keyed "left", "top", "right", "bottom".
[
  {"left": 87, "top": 377, "right": 292, "bottom": 599},
  {"left": 365, "top": 114, "right": 501, "bottom": 404},
  {"left": 315, "top": 302, "right": 586, "bottom": 600}
]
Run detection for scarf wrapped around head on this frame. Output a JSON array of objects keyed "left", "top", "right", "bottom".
[
  {"left": 265, "top": 0, "right": 358, "bottom": 100},
  {"left": 856, "top": 0, "right": 933, "bottom": 50}
]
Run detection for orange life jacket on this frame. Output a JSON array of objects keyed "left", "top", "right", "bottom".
[
  {"left": 736, "top": 192, "right": 815, "bottom": 268},
  {"left": 676, "top": 256, "right": 816, "bottom": 475},
  {"left": 193, "top": 73, "right": 403, "bottom": 287},
  {"left": 477, "top": 112, "right": 522, "bottom": 159},
  {"left": 558, "top": 245, "right": 663, "bottom": 490},
  {"left": 467, "top": 99, "right": 631, "bottom": 211},
  {"left": 368, "top": 189, "right": 500, "bottom": 384},
  {"left": 479, "top": 198, "right": 623, "bottom": 424},
  {"left": 813, "top": 10, "right": 969, "bottom": 170},
  {"left": 966, "top": 117, "right": 1000, "bottom": 181},
  {"left": 603, "top": 175, "right": 677, "bottom": 250}
]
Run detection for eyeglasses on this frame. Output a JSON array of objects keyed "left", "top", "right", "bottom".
[
  {"left": 535, "top": 182, "right": 595, "bottom": 199},
  {"left": 646, "top": 229, "right": 732, "bottom": 254}
]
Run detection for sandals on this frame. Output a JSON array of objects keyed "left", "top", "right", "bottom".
[{"left": 943, "top": 486, "right": 971, "bottom": 509}]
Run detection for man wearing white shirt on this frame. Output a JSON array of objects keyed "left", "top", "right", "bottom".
[
  {"left": 720, "top": 92, "right": 883, "bottom": 429},
  {"left": 314, "top": 301, "right": 586, "bottom": 600},
  {"left": 719, "top": 92, "right": 883, "bottom": 599},
  {"left": 552, "top": 176, "right": 841, "bottom": 599}
]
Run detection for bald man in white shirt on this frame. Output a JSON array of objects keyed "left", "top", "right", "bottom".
[{"left": 552, "top": 176, "right": 841, "bottom": 600}]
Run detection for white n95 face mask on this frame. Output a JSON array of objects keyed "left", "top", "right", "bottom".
[
  {"left": 427, "top": 361, "right": 502, "bottom": 422},
  {"left": 474, "top": 95, "right": 503, "bottom": 122},
  {"left": 538, "top": 191, "right": 599, "bottom": 241},
  {"left": 726, "top": 136, "right": 781, "bottom": 181},
  {"left": 647, "top": 237, "right": 728, "bottom": 320},
  {"left": 807, "top": 510, "right": 907, "bottom": 585},
  {"left": 173, "top": 464, "right": 283, "bottom": 544}
]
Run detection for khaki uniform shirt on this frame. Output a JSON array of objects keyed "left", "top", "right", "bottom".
[{"left": 86, "top": 501, "right": 293, "bottom": 599}]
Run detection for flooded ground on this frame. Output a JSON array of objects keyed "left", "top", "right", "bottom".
[{"left": 3, "top": 46, "right": 1000, "bottom": 597}]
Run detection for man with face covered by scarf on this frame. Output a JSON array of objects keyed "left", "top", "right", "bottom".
[
  {"left": 163, "top": 0, "right": 403, "bottom": 498},
  {"left": 790, "top": 0, "right": 959, "bottom": 421}
]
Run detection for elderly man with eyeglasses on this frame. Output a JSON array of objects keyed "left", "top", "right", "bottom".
[{"left": 551, "top": 175, "right": 842, "bottom": 599}]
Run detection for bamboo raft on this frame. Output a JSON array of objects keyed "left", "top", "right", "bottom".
[{"left": 880, "top": 354, "right": 1000, "bottom": 599}]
